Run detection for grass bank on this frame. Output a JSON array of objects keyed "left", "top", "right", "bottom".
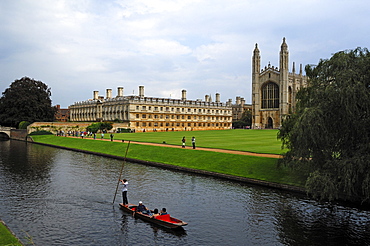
[
  {"left": 0, "top": 220, "right": 23, "bottom": 246},
  {"left": 90, "top": 129, "right": 285, "bottom": 155},
  {"left": 31, "top": 134, "right": 305, "bottom": 187}
]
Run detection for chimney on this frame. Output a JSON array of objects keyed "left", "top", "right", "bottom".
[
  {"left": 93, "top": 91, "right": 99, "bottom": 100},
  {"left": 182, "top": 90, "right": 187, "bottom": 101},
  {"left": 241, "top": 98, "right": 245, "bottom": 105},
  {"left": 139, "top": 86, "right": 144, "bottom": 97},
  {"left": 117, "top": 87, "right": 123, "bottom": 97},
  {"left": 205, "top": 95, "right": 210, "bottom": 102},
  {"left": 106, "top": 89, "right": 112, "bottom": 99},
  {"left": 215, "top": 93, "right": 220, "bottom": 103},
  {"left": 227, "top": 99, "right": 232, "bottom": 106},
  {"left": 236, "top": 96, "right": 241, "bottom": 105}
]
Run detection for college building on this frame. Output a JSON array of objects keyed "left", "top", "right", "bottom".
[
  {"left": 69, "top": 86, "right": 233, "bottom": 132},
  {"left": 251, "top": 38, "right": 308, "bottom": 129}
]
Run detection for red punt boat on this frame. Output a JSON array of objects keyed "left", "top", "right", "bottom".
[{"left": 119, "top": 203, "right": 188, "bottom": 229}]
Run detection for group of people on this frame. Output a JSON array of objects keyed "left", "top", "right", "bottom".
[
  {"left": 137, "top": 201, "right": 168, "bottom": 218},
  {"left": 120, "top": 179, "right": 168, "bottom": 218},
  {"left": 181, "top": 136, "right": 196, "bottom": 149}
]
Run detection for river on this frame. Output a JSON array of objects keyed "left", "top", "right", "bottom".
[{"left": 0, "top": 140, "right": 370, "bottom": 245}]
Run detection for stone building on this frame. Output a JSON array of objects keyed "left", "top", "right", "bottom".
[
  {"left": 69, "top": 86, "right": 233, "bottom": 132},
  {"left": 54, "top": 105, "right": 70, "bottom": 122},
  {"left": 230, "top": 96, "right": 252, "bottom": 122},
  {"left": 252, "top": 38, "right": 308, "bottom": 129}
]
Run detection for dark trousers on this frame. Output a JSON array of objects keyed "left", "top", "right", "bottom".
[{"left": 122, "top": 191, "right": 128, "bottom": 204}]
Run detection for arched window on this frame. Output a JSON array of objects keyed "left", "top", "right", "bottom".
[{"left": 261, "top": 82, "right": 279, "bottom": 109}]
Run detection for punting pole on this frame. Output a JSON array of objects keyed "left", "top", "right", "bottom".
[{"left": 113, "top": 140, "right": 131, "bottom": 204}]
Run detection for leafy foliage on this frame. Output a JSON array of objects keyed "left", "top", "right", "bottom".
[
  {"left": 278, "top": 48, "right": 370, "bottom": 203},
  {"left": 0, "top": 77, "right": 56, "bottom": 127},
  {"left": 29, "top": 130, "right": 53, "bottom": 135},
  {"left": 232, "top": 110, "right": 252, "bottom": 128},
  {"left": 18, "top": 121, "right": 31, "bottom": 129},
  {"left": 86, "top": 122, "right": 113, "bottom": 133}
]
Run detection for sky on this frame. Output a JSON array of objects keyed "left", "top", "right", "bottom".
[{"left": 1, "top": 0, "right": 369, "bottom": 108}]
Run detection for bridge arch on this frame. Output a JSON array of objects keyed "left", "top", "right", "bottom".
[{"left": 0, "top": 132, "right": 10, "bottom": 139}]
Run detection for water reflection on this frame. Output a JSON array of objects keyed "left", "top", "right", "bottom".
[
  {"left": 276, "top": 197, "right": 370, "bottom": 246},
  {"left": 0, "top": 140, "right": 370, "bottom": 245}
]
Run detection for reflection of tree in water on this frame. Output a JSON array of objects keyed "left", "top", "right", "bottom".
[
  {"left": 276, "top": 200, "right": 370, "bottom": 246},
  {"left": 0, "top": 140, "right": 56, "bottom": 181}
]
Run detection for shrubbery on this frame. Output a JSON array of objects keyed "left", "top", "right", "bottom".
[{"left": 29, "top": 130, "right": 53, "bottom": 135}]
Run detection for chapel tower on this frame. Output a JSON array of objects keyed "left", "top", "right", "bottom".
[{"left": 251, "top": 38, "right": 307, "bottom": 129}]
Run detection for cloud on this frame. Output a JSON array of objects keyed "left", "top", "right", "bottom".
[{"left": 0, "top": 0, "right": 370, "bottom": 107}]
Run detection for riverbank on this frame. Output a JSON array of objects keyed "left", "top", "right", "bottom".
[
  {"left": 30, "top": 135, "right": 306, "bottom": 193},
  {"left": 0, "top": 220, "right": 23, "bottom": 245}
]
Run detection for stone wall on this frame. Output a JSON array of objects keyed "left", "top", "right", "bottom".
[{"left": 10, "top": 129, "right": 28, "bottom": 141}]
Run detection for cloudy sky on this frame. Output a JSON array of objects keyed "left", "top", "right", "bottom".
[{"left": 1, "top": 0, "right": 369, "bottom": 107}]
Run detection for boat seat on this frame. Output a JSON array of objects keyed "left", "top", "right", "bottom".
[{"left": 156, "top": 214, "right": 171, "bottom": 222}]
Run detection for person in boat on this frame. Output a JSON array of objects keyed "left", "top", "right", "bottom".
[
  {"left": 136, "top": 201, "right": 150, "bottom": 215},
  {"left": 150, "top": 208, "right": 160, "bottom": 218},
  {"left": 120, "top": 179, "right": 128, "bottom": 206},
  {"left": 160, "top": 208, "right": 168, "bottom": 215}
]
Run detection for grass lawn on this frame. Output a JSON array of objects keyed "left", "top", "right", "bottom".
[
  {"left": 92, "top": 129, "right": 285, "bottom": 154},
  {"left": 0, "top": 221, "right": 23, "bottom": 246},
  {"left": 31, "top": 134, "right": 305, "bottom": 187}
]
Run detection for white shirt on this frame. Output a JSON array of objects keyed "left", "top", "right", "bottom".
[{"left": 122, "top": 181, "right": 128, "bottom": 192}]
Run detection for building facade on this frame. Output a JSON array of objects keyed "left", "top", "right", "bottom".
[
  {"left": 54, "top": 105, "right": 70, "bottom": 122},
  {"left": 230, "top": 96, "right": 251, "bottom": 122},
  {"left": 69, "top": 86, "right": 233, "bottom": 132},
  {"left": 252, "top": 38, "right": 307, "bottom": 129}
]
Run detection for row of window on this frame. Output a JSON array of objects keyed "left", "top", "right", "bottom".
[
  {"left": 135, "top": 122, "right": 231, "bottom": 127},
  {"left": 136, "top": 114, "right": 229, "bottom": 121},
  {"left": 135, "top": 105, "right": 229, "bottom": 114}
]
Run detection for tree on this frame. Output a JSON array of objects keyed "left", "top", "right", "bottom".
[
  {"left": 278, "top": 48, "right": 370, "bottom": 203},
  {"left": 86, "top": 123, "right": 101, "bottom": 133},
  {"left": 86, "top": 122, "right": 113, "bottom": 133},
  {"left": 232, "top": 110, "right": 252, "bottom": 129},
  {"left": 100, "top": 122, "right": 113, "bottom": 132},
  {"left": 0, "top": 77, "right": 56, "bottom": 127},
  {"left": 18, "top": 121, "right": 31, "bottom": 129}
]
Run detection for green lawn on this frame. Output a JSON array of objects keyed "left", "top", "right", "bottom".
[
  {"left": 31, "top": 133, "right": 305, "bottom": 187},
  {"left": 0, "top": 221, "right": 23, "bottom": 246},
  {"left": 93, "top": 129, "right": 285, "bottom": 154}
]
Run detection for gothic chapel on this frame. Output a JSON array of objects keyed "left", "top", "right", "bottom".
[{"left": 252, "top": 38, "right": 307, "bottom": 129}]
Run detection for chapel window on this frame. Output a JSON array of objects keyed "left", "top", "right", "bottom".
[{"left": 261, "top": 82, "right": 279, "bottom": 109}]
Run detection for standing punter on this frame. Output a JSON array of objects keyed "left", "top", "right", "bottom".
[{"left": 120, "top": 179, "right": 128, "bottom": 206}]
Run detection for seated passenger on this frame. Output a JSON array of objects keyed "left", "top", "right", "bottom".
[
  {"left": 136, "top": 201, "right": 149, "bottom": 214},
  {"left": 160, "top": 208, "right": 168, "bottom": 215},
  {"left": 151, "top": 208, "right": 160, "bottom": 218}
]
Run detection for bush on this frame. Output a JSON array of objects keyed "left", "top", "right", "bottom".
[
  {"left": 18, "top": 121, "right": 30, "bottom": 129},
  {"left": 29, "top": 130, "right": 53, "bottom": 135}
]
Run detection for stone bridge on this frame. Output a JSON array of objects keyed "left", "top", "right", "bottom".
[{"left": 0, "top": 127, "right": 12, "bottom": 139}]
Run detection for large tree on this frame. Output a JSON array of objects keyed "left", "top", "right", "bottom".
[
  {"left": 232, "top": 110, "right": 252, "bottom": 129},
  {"left": 0, "top": 77, "right": 56, "bottom": 127},
  {"left": 278, "top": 48, "right": 370, "bottom": 203}
]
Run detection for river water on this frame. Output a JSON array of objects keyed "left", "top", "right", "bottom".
[{"left": 0, "top": 140, "right": 370, "bottom": 245}]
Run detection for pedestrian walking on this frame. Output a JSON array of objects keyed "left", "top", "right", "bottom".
[
  {"left": 182, "top": 136, "right": 186, "bottom": 148},
  {"left": 192, "top": 136, "right": 196, "bottom": 149}
]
